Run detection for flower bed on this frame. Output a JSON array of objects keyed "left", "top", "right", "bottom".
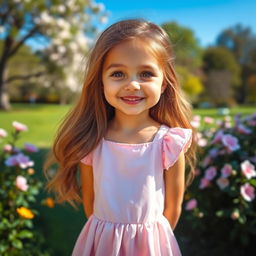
[
  {"left": 183, "top": 113, "right": 256, "bottom": 255},
  {"left": 0, "top": 122, "right": 50, "bottom": 255}
]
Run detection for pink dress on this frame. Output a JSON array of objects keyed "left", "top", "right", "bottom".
[{"left": 72, "top": 125, "right": 192, "bottom": 256}]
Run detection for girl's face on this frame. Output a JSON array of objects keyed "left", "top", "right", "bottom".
[{"left": 102, "top": 39, "right": 166, "bottom": 118}]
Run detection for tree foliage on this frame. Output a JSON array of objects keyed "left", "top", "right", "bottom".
[
  {"left": 203, "top": 46, "right": 241, "bottom": 88},
  {"left": 0, "top": 0, "right": 107, "bottom": 109},
  {"left": 161, "top": 22, "right": 202, "bottom": 69}
]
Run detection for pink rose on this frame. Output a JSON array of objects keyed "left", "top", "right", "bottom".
[
  {"left": 191, "top": 120, "right": 200, "bottom": 128},
  {"left": 198, "top": 138, "right": 207, "bottom": 147},
  {"left": 216, "top": 177, "right": 229, "bottom": 190},
  {"left": 185, "top": 198, "right": 197, "bottom": 210},
  {"left": 221, "top": 134, "right": 240, "bottom": 152},
  {"left": 15, "top": 175, "right": 29, "bottom": 191},
  {"left": 193, "top": 115, "right": 201, "bottom": 122},
  {"left": 240, "top": 183, "right": 255, "bottom": 202},
  {"left": 0, "top": 128, "right": 7, "bottom": 137},
  {"left": 204, "top": 166, "right": 217, "bottom": 180},
  {"left": 204, "top": 116, "right": 214, "bottom": 124},
  {"left": 199, "top": 178, "right": 210, "bottom": 189},
  {"left": 241, "top": 160, "right": 256, "bottom": 179},
  {"left": 12, "top": 121, "right": 28, "bottom": 132},
  {"left": 221, "top": 164, "right": 232, "bottom": 178},
  {"left": 3, "top": 144, "right": 12, "bottom": 152}
]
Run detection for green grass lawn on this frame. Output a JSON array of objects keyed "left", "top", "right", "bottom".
[
  {"left": 0, "top": 103, "right": 255, "bottom": 148},
  {"left": 0, "top": 103, "right": 70, "bottom": 147}
]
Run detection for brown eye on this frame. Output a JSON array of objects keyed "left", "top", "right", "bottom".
[
  {"left": 141, "top": 71, "right": 154, "bottom": 78},
  {"left": 110, "top": 71, "right": 124, "bottom": 78}
]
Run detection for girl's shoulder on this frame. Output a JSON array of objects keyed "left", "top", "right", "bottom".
[{"left": 161, "top": 125, "right": 193, "bottom": 170}]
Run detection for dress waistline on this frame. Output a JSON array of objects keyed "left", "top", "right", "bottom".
[{"left": 91, "top": 214, "right": 167, "bottom": 225}]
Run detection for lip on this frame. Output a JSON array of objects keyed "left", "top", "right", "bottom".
[
  {"left": 120, "top": 96, "right": 145, "bottom": 105},
  {"left": 120, "top": 96, "right": 145, "bottom": 99}
]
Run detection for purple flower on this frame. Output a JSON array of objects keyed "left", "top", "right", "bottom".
[
  {"left": 221, "top": 134, "right": 240, "bottom": 152},
  {"left": 240, "top": 183, "right": 255, "bottom": 202},
  {"left": 5, "top": 153, "right": 34, "bottom": 169},
  {"left": 185, "top": 198, "right": 197, "bottom": 210},
  {"left": 204, "top": 166, "right": 217, "bottom": 180},
  {"left": 24, "top": 143, "right": 38, "bottom": 153},
  {"left": 237, "top": 124, "right": 252, "bottom": 135},
  {"left": 216, "top": 177, "right": 229, "bottom": 190},
  {"left": 199, "top": 178, "right": 210, "bottom": 189},
  {"left": 211, "top": 130, "right": 224, "bottom": 144},
  {"left": 209, "top": 148, "right": 219, "bottom": 158},
  {"left": 221, "top": 164, "right": 233, "bottom": 178},
  {"left": 202, "top": 156, "right": 212, "bottom": 167}
]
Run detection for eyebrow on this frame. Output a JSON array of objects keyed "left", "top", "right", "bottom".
[{"left": 105, "top": 63, "right": 158, "bottom": 71}]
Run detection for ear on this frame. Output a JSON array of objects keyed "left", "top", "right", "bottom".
[{"left": 161, "top": 81, "right": 167, "bottom": 94}]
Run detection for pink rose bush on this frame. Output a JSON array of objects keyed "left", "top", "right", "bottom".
[
  {"left": 0, "top": 122, "right": 49, "bottom": 254},
  {"left": 184, "top": 112, "right": 256, "bottom": 254}
]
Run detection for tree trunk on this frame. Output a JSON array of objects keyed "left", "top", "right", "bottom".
[{"left": 0, "top": 64, "right": 11, "bottom": 110}]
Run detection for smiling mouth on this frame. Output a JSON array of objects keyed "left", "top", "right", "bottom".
[{"left": 120, "top": 96, "right": 145, "bottom": 104}]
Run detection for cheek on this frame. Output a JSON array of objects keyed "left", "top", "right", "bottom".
[{"left": 103, "top": 81, "right": 119, "bottom": 101}]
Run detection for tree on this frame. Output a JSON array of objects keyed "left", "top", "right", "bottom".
[
  {"left": 203, "top": 47, "right": 241, "bottom": 87},
  {"left": 176, "top": 66, "right": 203, "bottom": 103},
  {"left": 216, "top": 24, "right": 256, "bottom": 103},
  {"left": 161, "top": 22, "right": 203, "bottom": 69},
  {"left": 0, "top": 0, "right": 107, "bottom": 110}
]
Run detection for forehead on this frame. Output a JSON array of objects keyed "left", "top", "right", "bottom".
[{"left": 103, "top": 39, "right": 161, "bottom": 68}]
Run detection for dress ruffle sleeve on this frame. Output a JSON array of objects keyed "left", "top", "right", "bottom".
[
  {"left": 162, "top": 127, "right": 192, "bottom": 170},
  {"left": 80, "top": 152, "right": 93, "bottom": 166}
]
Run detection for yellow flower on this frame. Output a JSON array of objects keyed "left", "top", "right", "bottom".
[
  {"left": 44, "top": 197, "right": 55, "bottom": 208},
  {"left": 27, "top": 168, "right": 35, "bottom": 175},
  {"left": 16, "top": 207, "right": 34, "bottom": 219}
]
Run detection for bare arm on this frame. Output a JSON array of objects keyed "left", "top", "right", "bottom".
[
  {"left": 80, "top": 162, "right": 94, "bottom": 219},
  {"left": 163, "top": 151, "right": 185, "bottom": 230}
]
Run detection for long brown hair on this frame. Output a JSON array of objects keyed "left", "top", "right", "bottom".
[{"left": 44, "top": 19, "right": 197, "bottom": 209}]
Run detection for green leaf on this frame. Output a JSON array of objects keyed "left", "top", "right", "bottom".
[
  {"left": 250, "top": 179, "right": 256, "bottom": 186},
  {"left": 17, "top": 230, "right": 33, "bottom": 239},
  {"left": 216, "top": 210, "right": 224, "bottom": 217},
  {"left": 12, "top": 239, "right": 23, "bottom": 249}
]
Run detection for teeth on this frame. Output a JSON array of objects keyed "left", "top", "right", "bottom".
[{"left": 122, "top": 98, "right": 142, "bottom": 101}]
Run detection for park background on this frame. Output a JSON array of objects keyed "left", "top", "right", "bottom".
[{"left": 0, "top": 0, "right": 256, "bottom": 255}]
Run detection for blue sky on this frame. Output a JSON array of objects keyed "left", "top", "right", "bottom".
[{"left": 98, "top": 0, "right": 256, "bottom": 47}]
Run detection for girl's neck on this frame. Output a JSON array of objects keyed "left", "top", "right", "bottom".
[{"left": 109, "top": 112, "right": 156, "bottom": 132}]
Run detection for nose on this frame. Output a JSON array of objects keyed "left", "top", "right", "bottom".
[{"left": 124, "top": 79, "right": 141, "bottom": 90}]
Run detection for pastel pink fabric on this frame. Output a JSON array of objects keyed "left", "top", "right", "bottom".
[{"left": 72, "top": 125, "right": 192, "bottom": 256}]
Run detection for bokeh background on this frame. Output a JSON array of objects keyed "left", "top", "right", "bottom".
[{"left": 0, "top": 0, "right": 255, "bottom": 255}]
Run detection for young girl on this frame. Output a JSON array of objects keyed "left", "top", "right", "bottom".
[{"left": 44, "top": 19, "right": 197, "bottom": 256}]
